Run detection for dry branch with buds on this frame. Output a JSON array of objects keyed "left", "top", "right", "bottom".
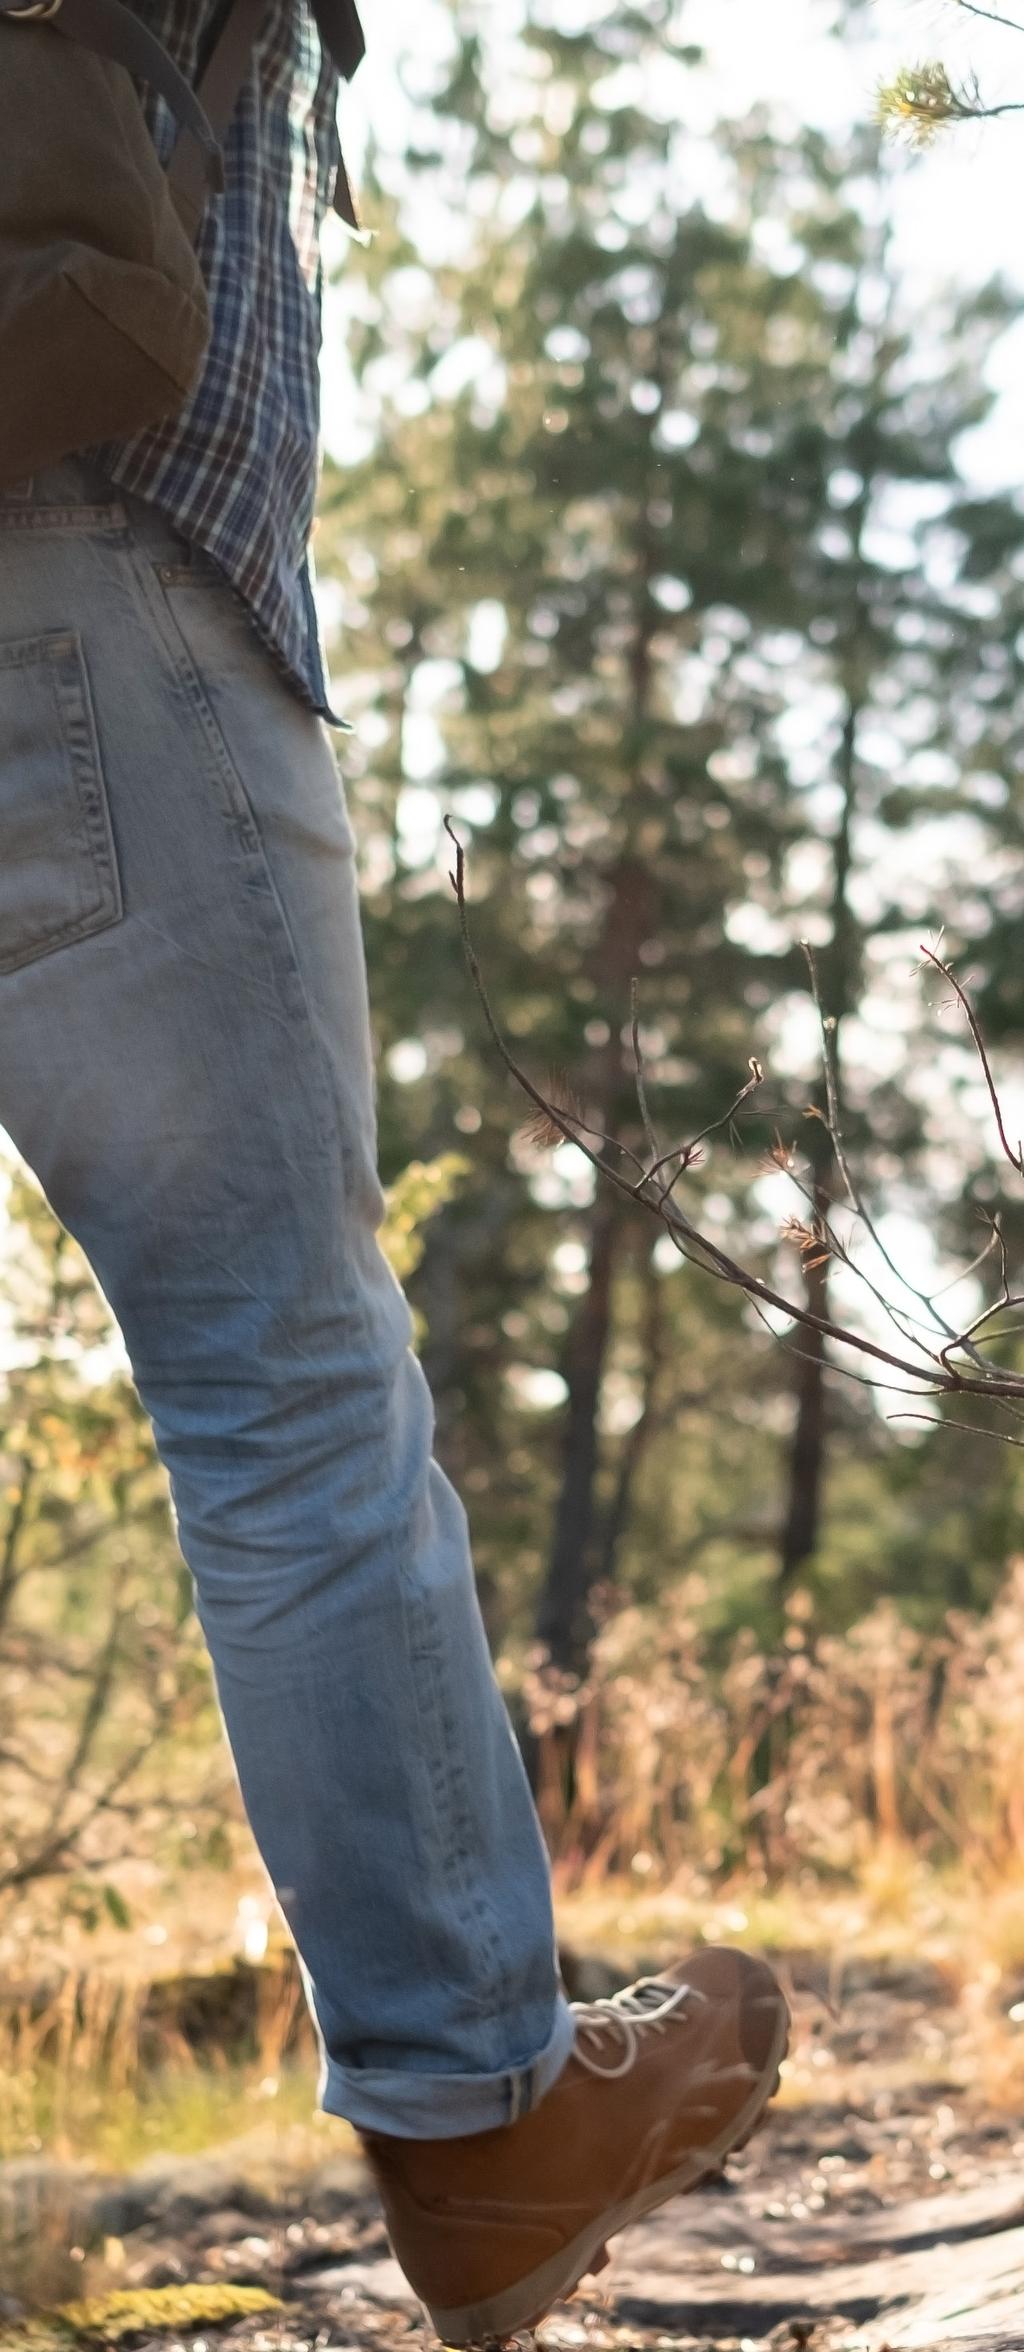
[
  {"left": 444, "top": 817, "right": 1024, "bottom": 1433},
  {"left": 877, "top": 3, "right": 1024, "bottom": 147}
]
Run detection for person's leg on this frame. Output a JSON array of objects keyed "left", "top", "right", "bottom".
[{"left": 0, "top": 456, "right": 574, "bottom": 2135}]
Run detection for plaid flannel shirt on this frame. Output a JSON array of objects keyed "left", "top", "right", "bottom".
[{"left": 85, "top": 0, "right": 349, "bottom": 728}]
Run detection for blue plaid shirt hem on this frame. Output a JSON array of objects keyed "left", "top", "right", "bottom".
[{"left": 83, "top": 0, "right": 349, "bottom": 731}]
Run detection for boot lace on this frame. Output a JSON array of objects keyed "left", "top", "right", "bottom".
[{"left": 570, "top": 1976, "right": 709, "bottom": 2080}]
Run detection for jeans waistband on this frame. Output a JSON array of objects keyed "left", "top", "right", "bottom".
[
  {"left": 1, "top": 455, "right": 122, "bottom": 507},
  {"left": 0, "top": 455, "right": 193, "bottom": 564}
]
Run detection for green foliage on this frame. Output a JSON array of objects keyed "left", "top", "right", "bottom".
[
  {"left": 0, "top": 1162, "right": 221, "bottom": 1923},
  {"left": 380, "top": 1150, "right": 471, "bottom": 1282},
  {"left": 318, "top": 0, "right": 1024, "bottom": 1651}
]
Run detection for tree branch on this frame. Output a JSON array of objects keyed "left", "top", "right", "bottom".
[{"left": 446, "top": 820, "right": 1024, "bottom": 1417}]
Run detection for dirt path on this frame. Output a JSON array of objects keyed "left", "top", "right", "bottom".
[
  {"left": 7, "top": 2098, "right": 1024, "bottom": 2352},
  {"left": 5, "top": 1961, "right": 1024, "bottom": 2349}
]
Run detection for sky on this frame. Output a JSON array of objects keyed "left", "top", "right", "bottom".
[{"left": 320, "top": 0, "right": 1024, "bottom": 484}]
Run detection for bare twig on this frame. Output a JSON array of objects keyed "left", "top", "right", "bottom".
[
  {"left": 445, "top": 822, "right": 1024, "bottom": 1414},
  {"left": 888, "top": 1412, "right": 1024, "bottom": 1448},
  {"left": 803, "top": 941, "right": 992, "bottom": 1371},
  {"left": 922, "top": 946, "right": 1024, "bottom": 1174},
  {"left": 956, "top": 0, "right": 1024, "bottom": 38},
  {"left": 645, "top": 1059, "right": 764, "bottom": 1201}
]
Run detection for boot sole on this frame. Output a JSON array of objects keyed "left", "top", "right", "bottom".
[{"left": 425, "top": 1996, "right": 790, "bottom": 2347}]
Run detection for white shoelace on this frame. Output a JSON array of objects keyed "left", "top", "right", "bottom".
[{"left": 570, "top": 1975, "right": 710, "bottom": 2080}]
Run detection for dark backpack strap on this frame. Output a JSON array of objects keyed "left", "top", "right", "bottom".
[
  {"left": 0, "top": 0, "right": 227, "bottom": 189},
  {"left": 167, "top": 0, "right": 366, "bottom": 236},
  {"left": 308, "top": 0, "right": 365, "bottom": 229},
  {"left": 164, "top": 0, "right": 269, "bottom": 232},
  {"left": 309, "top": 0, "right": 363, "bottom": 83}
]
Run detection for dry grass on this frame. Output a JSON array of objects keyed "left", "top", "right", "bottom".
[
  {"left": 0, "top": 1938, "right": 324, "bottom": 2169},
  {"left": 6, "top": 1566, "right": 1024, "bottom": 2190},
  {"left": 508, "top": 1561, "right": 1024, "bottom": 1898}
]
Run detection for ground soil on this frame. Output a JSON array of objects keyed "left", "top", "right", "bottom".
[{"left": 4, "top": 1956, "right": 1024, "bottom": 2351}]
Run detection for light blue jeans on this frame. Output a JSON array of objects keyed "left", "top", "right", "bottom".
[{"left": 0, "top": 454, "right": 574, "bottom": 2137}]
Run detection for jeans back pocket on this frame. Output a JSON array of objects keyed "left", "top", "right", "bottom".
[{"left": 0, "top": 630, "right": 123, "bottom": 976}]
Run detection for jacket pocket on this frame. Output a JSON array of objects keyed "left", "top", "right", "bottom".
[{"left": 0, "top": 629, "right": 123, "bottom": 975}]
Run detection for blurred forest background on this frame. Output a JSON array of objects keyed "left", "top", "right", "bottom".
[{"left": 6, "top": 0, "right": 1024, "bottom": 2177}]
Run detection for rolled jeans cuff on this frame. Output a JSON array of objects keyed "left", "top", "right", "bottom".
[{"left": 319, "top": 1992, "right": 577, "bottom": 2139}]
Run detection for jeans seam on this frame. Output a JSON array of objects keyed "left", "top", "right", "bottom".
[
  {"left": 401, "top": 1575, "right": 511, "bottom": 2018},
  {"left": 119, "top": 533, "right": 340, "bottom": 1168}
]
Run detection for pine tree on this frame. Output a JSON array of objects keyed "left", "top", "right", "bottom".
[{"left": 317, "top": 0, "right": 1024, "bottom": 1660}]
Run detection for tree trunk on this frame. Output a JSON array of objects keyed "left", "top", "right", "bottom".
[
  {"left": 536, "top": 854, "right": 660, "bottom": 1670},
  {"left": 595, "top": 1233, "right": 666, "bottom": 1590},
  {"left": 536, "top": 1189, "right": 623, "bottom": 1668},
  {"left": 777, "top": 618, "right": 863, "bottom": 1591},
  {"left": 537, "top": 353, "right": 664, "bottom": 1669}
]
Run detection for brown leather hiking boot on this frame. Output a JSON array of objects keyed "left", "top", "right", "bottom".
[{"left": 362, "top": 1945, "right": 789, "bottom": 2346}]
